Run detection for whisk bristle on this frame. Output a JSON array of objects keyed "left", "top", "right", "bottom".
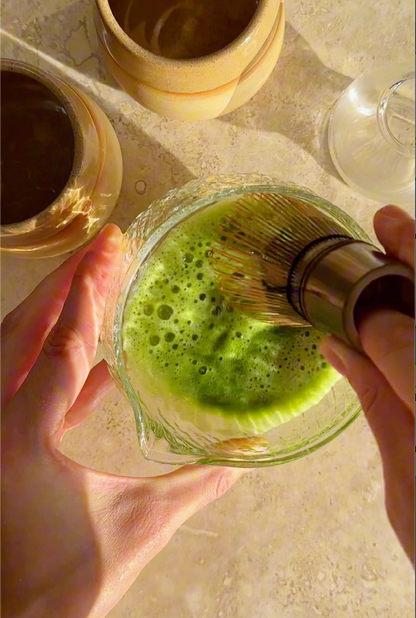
[{"left": 210, "top": 192, "right": 360, "bottom": 326}]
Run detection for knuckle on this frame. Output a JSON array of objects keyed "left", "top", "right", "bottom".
[
  {"left": 76, "top": 260, "right": 109, "bottom": 303},
  {"left": 1, "top": 307, "right": 21, "bottom": 338},
  {"left": 90, "top": 265, "right": 110, "bottom": 295},
  {"left": 356, "top": 382, "right": 381, "bottom": 423},
  {"left": 1, "top": 299, "right": 63, "bottom": 344},
  {"left": 208, "top": 469, "right": 236, "bottom": 501},
  {"left": 43, "top": 321, "right": 85, "bottom": 358}
]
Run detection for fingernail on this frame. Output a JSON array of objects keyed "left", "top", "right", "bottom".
[{"left": 320, "top": 337, "right": 351, "bottom": 376}]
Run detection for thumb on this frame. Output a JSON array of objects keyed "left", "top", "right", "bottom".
[
  {"left": 321, "top": 336, "right": 415, "bottom": 565},
  {"left": 154, "top": 465, "right": 247, "bottom": 527},
  {"left": 320, "top": 336, "right": 414, "bottom": 458}
]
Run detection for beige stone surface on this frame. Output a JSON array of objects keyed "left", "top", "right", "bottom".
[{"left": 1, "top": 0, "right": 415, "bottom": 616}]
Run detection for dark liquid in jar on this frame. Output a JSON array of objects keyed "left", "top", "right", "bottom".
[
  {"left": 110, "top": 0, "right": 259, "bottom": 60},
  {"left": 0, "top": 71, "right": 75, "bottom": 225}
]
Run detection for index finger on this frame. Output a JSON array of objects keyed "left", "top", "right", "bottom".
[
  {"left": 374, "top": 205, "right": 415, "bottom": 270},
  {"left": 8, "top": 225, "right": 122, "bottom": 437},
  {"left": 1, "top": 247, "right": 89, "bottom": 408}
]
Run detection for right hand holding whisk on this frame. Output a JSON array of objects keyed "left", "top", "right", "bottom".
[{"left": 321, "top": 205, "right": 415, "bottom": 566}]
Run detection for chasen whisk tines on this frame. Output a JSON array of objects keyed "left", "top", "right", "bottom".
[
  {"left": 210, "top": 191, "right": 414, "bottom": 351},
  {"left": 211, "top": 192, "right": 361, "bottom": 326}
]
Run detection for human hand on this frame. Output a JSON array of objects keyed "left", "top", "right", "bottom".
[
  {"left": 321, "top": 205, "right": 415, "bottom": 565},
  {"left": 1, "top": 225, "right": 245, "bottom": 618}
]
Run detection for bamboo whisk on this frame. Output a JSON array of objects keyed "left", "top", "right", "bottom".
[{"left": 210, "top": 192, "right": 414, "bottom": 351}]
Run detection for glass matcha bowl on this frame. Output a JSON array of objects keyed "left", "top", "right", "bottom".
[{"left": 102, "top": 174, "right": 363, "bottom": 467}]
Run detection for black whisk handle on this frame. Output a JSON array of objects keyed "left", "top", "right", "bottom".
[{"left": 299, "top": 241, "right": 415, "bottom": 352}]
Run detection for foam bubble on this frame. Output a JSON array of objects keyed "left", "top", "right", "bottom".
[{"left": 158, "top": 305, "right": 173, "bottom": 320}]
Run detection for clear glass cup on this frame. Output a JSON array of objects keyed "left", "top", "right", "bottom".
[
  {"left": 102, "top": 174, "right": 362, "bottom": 467},
  {"left": 328, "top": 64, "right": 415, "bottom": 206}
]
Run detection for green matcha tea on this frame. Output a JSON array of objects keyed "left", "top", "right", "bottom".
[{"left": 122, "top": 199, "right": 341, "bottom": 441}]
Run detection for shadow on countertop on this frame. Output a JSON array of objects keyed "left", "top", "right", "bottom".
[
  {"left": 2, "top": 14, "right": 354, "bottom": 220},
  {"left": 220, "top": 24, "right": 354, "bottom": 179},
  {"left": 2, "top": 0, "right": 120, "bottom": 88}
]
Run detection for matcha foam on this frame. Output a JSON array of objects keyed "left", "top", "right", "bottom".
[{"left": 122, "top": 200, "right": 341, "bottom": 438}]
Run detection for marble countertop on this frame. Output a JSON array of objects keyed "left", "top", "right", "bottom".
[{"left": 1, "top": 1, "right": 415, "bottom": 616}]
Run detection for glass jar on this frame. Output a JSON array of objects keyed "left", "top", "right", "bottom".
[
  {"left": 102, "top": 174, "right": 362, "bottom": 467},
  {"left": 0, "top": 59, "right": 123, "bottom": 258},
  {"left": 328, "top": 64, "right": 415, "bottom": 206}
]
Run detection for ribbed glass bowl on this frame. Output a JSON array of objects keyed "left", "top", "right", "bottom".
[{"left": 101, "top": 174, "right": 362, "bottom": 467}]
